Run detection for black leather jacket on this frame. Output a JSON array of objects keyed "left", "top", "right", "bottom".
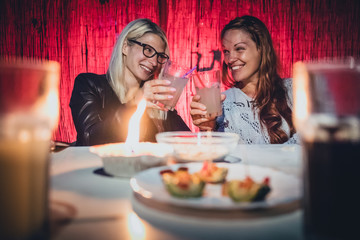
[{"left": 69, "top": 73, "right": 190, "bottom": 146}]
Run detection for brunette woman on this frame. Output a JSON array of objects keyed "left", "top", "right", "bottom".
[{"left": 191, "top": 15, "right": 298, "bottom": 144}]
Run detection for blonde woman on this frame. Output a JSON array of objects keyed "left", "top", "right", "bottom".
[{"left": 70, "top": 18, "right": 189, "bottom": 146}]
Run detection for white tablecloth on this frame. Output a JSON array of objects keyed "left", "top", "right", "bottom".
[{"left": 50, "top": 144, "right": 304, "bottom": 240}]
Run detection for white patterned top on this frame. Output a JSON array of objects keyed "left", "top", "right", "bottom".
[{"left": 216, "top": 78, "right": 300, "bottom": 144}]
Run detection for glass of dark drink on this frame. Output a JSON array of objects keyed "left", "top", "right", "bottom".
[{"left": 293, "top": 58, "right": 360, "bottom": 240}]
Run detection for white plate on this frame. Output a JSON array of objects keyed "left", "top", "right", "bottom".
[{"left": 130, "top": 163, "right": 301, "bottom": 210}]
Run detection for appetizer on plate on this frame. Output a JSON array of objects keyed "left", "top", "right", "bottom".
[
  {"left": 196, "top": 161, "right": 228, "bottom": 183},
  {"left": 223, "top": 176, "right": 271, "bottom": 202},
  {"left": 160, "top": 167, "right": 205, "bottom": 198}
]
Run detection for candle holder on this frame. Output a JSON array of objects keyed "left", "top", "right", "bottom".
[{"left": 90, "top": 142, "right": 173, "bottom": 178}]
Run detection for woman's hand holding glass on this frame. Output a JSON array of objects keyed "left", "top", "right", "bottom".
[
  {"left": 142, "top": 79, "right": 176, "bottom": 110},
  {"left": 190, "top": 94, "right": 226, "bottom": 131}
]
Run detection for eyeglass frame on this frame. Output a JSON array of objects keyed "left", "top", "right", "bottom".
[{"left": 128, "top": 39, "right": 169, "bottom": 64}]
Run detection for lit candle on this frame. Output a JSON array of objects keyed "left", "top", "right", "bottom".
[
  {"left": 90, "top": 99, "right": 173, "bottom": 177},
  {"left": 0, "top": 59, "right": 60, "bottom": 239}
]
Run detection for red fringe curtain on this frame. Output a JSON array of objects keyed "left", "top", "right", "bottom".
[{"left": 1, "top": 0, "right": 359, "bottom": 143}]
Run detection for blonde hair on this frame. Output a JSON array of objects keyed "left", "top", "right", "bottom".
[
  {"left": 107, "top": 18, "right": 169, "bottom": 103},
  {"left": 107, "top": 18, "right": 169, "bottom": 124}
]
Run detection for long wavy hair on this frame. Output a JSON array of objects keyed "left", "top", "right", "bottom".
[
  {"left": 107, "top": 18, "right": 169, "bottom": 103},
  {"left": 221, "top": 16, "right": 295, "bottom": 143}
]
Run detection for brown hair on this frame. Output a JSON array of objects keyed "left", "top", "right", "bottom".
[{"left": 221, "top": 15, "right": 295, "bottom": 143}]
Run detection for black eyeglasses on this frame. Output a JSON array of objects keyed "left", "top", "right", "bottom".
[{"left": 128, "top": 39, "right": 169, "bottom": 64}]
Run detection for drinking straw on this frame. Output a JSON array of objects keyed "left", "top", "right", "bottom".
[{"left": 181, "top": 66, "right": 197, "bottom": 78}]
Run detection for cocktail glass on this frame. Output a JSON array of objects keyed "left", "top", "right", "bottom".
[
  {"left": 193, "top": 70, "right": 222, "bottom": 118},
  {"left": 158, "top": 61, "right": 189, "bottom": 111}
]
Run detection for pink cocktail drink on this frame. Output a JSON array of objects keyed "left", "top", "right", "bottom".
[
  {"left": 160, "top": 73, "right": 189, "bottom": 110},
  {"left": 193, "top": 70, "right": 222, "bottom": 117},
  {"left": 159, "top": 62, "right": 189, "bottom": 110},
  {"left": 196, "top": 84, "right": 222, "bottom": 117}
]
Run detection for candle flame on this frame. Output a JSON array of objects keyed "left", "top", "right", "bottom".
[{"left": 125, "top": 99, "right": 147, "bottom": 146}]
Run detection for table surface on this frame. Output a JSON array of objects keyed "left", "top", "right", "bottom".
[{"left": 50, "top": 144, "right": 304, "bottom": 240}]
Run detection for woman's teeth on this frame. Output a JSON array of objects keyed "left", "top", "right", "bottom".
[
  {"left": 231, "top": 65, "right": 244, "bottom": 70},
  {"left": 141, "top": 65, "right": 152, "bottom": 73}
]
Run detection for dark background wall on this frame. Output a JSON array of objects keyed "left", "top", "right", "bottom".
[{"left": 1, "top": 0, "right": 359, "bottom": 143}]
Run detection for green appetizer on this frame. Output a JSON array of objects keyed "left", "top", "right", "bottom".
[
  {"left": 160, "top": 167, "right": 205, "bottom": 198},
  {"left": 223, "top": 176, "right": 271, "bottom": 202}
]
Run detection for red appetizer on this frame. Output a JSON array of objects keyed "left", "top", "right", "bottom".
[{"left": 197, "top": 161, "right": 228, "bottom": 183}]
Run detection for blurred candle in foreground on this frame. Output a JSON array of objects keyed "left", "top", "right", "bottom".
[{"left": 0, "top": 58, "right": 60, "bottom": 240}]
